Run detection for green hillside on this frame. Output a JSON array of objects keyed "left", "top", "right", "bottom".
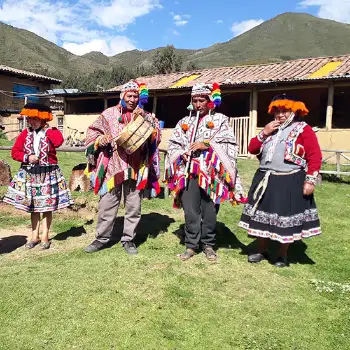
[{"left": 1, "top": 12, "right": 350, "bottom": 81}]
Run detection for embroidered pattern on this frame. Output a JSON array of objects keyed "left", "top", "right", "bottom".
[
  {"left": 257, "top": 130, "right": 267, "bottom": 142},
  {"left": 3, "top": 166, "right": 73, "bottom": 212},
  {"left": 284, "top": 121, "right": 307, "bottom": 167},
  {"left": 242, "top": 204, "right": 320, "bottom": 228},
  {"left": 305, "top": 174, "right": 317, "bottom": 185},
  {"left": 238, "top": 221, "right": 321, "bottom": 243},
  {"left": 24, "top": 129, "right": 50, "bottom": 165}
]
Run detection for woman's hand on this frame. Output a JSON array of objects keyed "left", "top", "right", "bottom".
[
  {"left": 303, "top": 182, "right": 315, "bottom": 196},
  {"left": 263, "top": 121, "right": 280, "bottom": 136},
  {"left": 28, "top": 155, "right": 38, "bottom": 164}
]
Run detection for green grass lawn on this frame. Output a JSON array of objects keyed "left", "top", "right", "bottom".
[{"left": 0, "top": 150, "right": 349, "bottom": 350}]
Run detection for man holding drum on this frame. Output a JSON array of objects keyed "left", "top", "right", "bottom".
[
  {"left": 165, "top": 83, "right": 246, "bottom": 261},
  {"left": 84, "top": 80, "right": 161, "bottom": 254}
]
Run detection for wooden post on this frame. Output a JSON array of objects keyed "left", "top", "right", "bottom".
[
  {"left": 23, "top": 96, "right": 28, "bottom": 129},
  {"left": 104, "top": 98, "right": 108, "bottom": 110},
  {"left": 336, "top": 151, "right": 341, "bottom": 178},
  {"left": 249, "top": 89, "right": 258, "bottom": 141},
  {"left": 326, "top": 83, "right": 334, "bottom": 130},
  {"left": 152, "top": 94, "right": 158, "bottom": 114},
  {"left": 248, "top": 91, "right": 253, "bottom": 141}
]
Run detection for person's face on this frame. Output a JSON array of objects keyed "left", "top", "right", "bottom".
[
  {"left": 192, "top": 96, "right": 209, "bottom": 116},
  {"left": 274, "top": 107, "right": 292, "bottom": 124},
  {"left": 27, "top": 117, "right": 42, "bottom": 130},
  {"left": 124, "top": 91, "right": 139, "bottom": 111}
]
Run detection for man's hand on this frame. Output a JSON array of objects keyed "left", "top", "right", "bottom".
[
  {"left": 98, "top": 135, "right": 111, "bottom": 147},
  {"left": 190, "top": 142, "right": 209, "bottom": 152},
  {"left": 303, "top": 182, "right": 315, "bottom": 196},
  {"left": 263, "top": 121, "right": 280, "bottom": 136},
  {"left": 28, "top": 155, "right": 38, "bottom": 164},
  {"left": 181, "top": 153, "right": 189, "bottom": 162}
]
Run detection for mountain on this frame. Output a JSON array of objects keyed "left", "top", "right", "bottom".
[
  {"left": 1, "top": 12, "right": 350, "bottom": 80},
  {"left": 0, "top": 22, "right": 105, "bottom": 77},
  {"left": 185, "top": 12, "right": 350, "bottom": 68}
]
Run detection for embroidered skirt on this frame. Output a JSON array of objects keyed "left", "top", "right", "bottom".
[
  {"left": 3, "top": 164, "right": 74, "bottom": 213},
  {"left": 238, "top": 169, "right": 321, "bottom": 243}
]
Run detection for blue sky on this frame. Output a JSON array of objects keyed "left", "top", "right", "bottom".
[{"left": 0, "top": 0, "right": 347, "bottom": 56}]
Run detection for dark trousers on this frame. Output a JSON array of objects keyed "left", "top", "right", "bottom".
[{"left": 181, "top": 178, "right": 217, "bottom": 250}]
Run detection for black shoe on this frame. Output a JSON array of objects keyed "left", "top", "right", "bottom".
[
  {"left": 248, "top": 252, "right": 268, "bottom": 263},
  {"left": 84, "top": 240, "right": 107, "bottom": 253},
  {"left": 274, "top": 256, "right": 289, "bottom": 268},
  {"left": 123, "top": 241, "right": 138, "bottom": 255}
]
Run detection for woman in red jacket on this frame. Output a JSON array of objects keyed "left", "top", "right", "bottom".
[
  {"left": 3, "top": 103, "right": 73, "bottom": 249},
  {"left": 238, "top": 94, "right": 322, "bottom": 267}
]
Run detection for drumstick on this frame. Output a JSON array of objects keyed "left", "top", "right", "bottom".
[{"left": 184, "top": 111, "right": 200, "bottom": 189}]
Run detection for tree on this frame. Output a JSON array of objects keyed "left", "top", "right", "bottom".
[
  {"left": 185, "top": 61, "right": 198, "bottom": 71},
  {"left": 152, "top": 45, "right": 183, "bottom": 74}
]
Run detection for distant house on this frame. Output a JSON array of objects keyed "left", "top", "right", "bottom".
[
  {"left": 0, "top": 65, "right": 61, "bottom": 139},
  {"left": 62, "top": 54, "right": 350, "bottom": 154}
]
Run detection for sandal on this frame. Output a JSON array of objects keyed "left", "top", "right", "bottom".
[
  {"left": 203, "top": 246, "right": 217, "bottom": 261},
  {"left": 25, "top": 240, "right": 40, "bottom": 249},
  {"left": 39, "top": 242, "right": 51, "bottom": 250},
  {"left": 178, "top": 248, "right": 196, "bottom": 261}
]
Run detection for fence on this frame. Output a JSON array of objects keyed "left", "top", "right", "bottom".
[
  {"left": 320, "top": 149, "right": 350, "bottom": 178},
  {"left": 229, "top": 116, "right": 250, "bottom": 157}
]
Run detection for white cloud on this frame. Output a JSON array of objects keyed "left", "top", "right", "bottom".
[
  {"left": 63, "top": 37, "right": 136, "bottom": 56},
  {"left": 172, "top": 29, "right": 180, "bottom": 36},
  {"left": 231, "top": 19, "right": 264, "bottom": 36},
  {"left": 299, "top": 0, "right": 350, "bottom": 23},
  {"left": 0, "top": 0, "right": 160, "bottom": 56},
  {"left": 214, "top": 19, "right": 224, "bottom": 24},
  {"left": 93, "top": 0, "right": 161, "bottom": 28},
  {"left": 171, "top": 13, "right": 190, "bottom": 26}
]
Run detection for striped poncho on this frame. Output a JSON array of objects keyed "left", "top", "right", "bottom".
[
  {"left": 165, "top": 112, "right": 244, "bottom": 207},
  {"left": 85, "top": 105, "right": 161, "bottom": 197}
]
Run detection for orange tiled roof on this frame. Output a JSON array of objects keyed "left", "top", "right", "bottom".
[{"left": 109, "top": 54, "right": 350, "bottom": 92}]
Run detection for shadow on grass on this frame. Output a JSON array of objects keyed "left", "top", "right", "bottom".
[
  {"left": 0, "top": 235, "right": 27, "bottom": 254},
  {"left": 244, "top": 239, "right": 315, "bottom": 265},
  {"left": 53, "top": 220, "right": 94, "bottom": 241},
  {"left": 110, "top": 212, "right": 175, "bottom": 247},
  {"left": 321, "top": 174, "right": 350, "bottom": 185},
  {"left": 173, "top": 222, "right": 246, "bottom": 252}
]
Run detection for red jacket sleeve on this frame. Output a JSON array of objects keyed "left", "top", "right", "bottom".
[
  {"left": 46, "top": 128, "right": 64, "bottom": 148},
  {"left": 11, "top": 130, "right": 29, "bottom": 163},
  {"left": 301, "top": 125, "right": 322, "bottom": 177},
  {"left": 248, "top": 131, "right": 266, "bottom": 155}
]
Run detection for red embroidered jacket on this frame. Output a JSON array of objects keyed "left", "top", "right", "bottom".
[
  {"left": 12, "top": 128, "right": 64, "bottom": 164},
  {"left": 248, "top": 122, "right": 322, "bottom": 184}
]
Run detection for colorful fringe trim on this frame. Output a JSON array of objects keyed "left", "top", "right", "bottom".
[
  {"left": 165, "top": 147, "right": 236, "bottom": 208},
  {"left": 87, "top": 128, "right": 161, "bottom": 197}
]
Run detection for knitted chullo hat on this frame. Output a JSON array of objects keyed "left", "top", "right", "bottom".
[
  {"left": 189, "top": 82, "right": 222, "bottom": 110},
  {"left": 119, "top": 80, "right": 148, "bottom": 108}
]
